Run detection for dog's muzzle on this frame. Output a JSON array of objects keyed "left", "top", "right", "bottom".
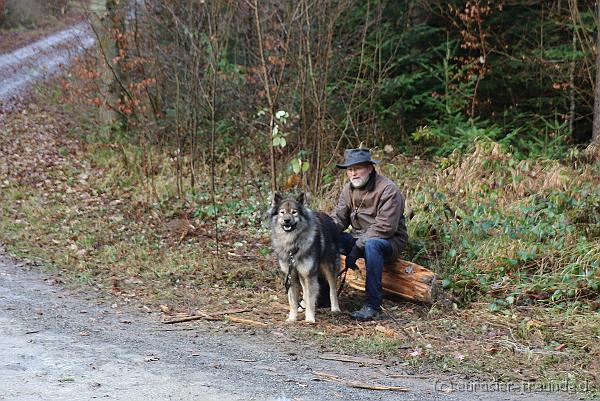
[{"left": 281, "top": 222, "right": 296, "bottom": 232}]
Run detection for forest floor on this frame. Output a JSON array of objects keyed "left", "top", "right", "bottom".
[{"left": 0, "top": 18, "right": 598, "bottom": 400}]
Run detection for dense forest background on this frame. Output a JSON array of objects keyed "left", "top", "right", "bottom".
[
  {"left": 3, "top": 1, "right": 598, "bottom": 191},
  {"left": 71, "top": 0, "right": 600, "bottom": 194}
]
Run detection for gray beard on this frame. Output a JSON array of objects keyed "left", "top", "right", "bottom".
[{"left": 350, "top": 176, "right": 370, "bottom": 189}]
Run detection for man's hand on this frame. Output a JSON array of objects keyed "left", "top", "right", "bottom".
[{"left": 345, "top": 246, "right": 361, "bottom": 270}]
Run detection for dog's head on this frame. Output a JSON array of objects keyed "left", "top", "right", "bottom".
[{"left": 269, "top": 192, "right": 307, "bottom": 232}]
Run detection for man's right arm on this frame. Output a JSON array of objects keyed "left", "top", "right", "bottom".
[{"left": 330, "top": 186, "right": 350, "bottom": 233}]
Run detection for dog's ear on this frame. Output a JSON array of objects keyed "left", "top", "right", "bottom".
[
  {"left": 272, "top": 192, "right": 282, "bottom": 207},
  {"left": 296, "top": 192, "right": 305, "bottom": 205}
]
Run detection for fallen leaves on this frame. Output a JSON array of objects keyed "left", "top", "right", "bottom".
[{"left": 374, "top": 324, "right": 397, "bottom": 337}]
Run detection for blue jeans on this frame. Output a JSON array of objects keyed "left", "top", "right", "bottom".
[{"left": 339, "top": 233, "right": 393, "bottom": 309}]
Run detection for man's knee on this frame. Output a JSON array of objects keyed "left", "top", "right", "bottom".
[{"left": 364, "top": 238, "right": 388, "bottom": 253}]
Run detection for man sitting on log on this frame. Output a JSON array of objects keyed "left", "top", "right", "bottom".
[{"left": 330, "top": 148, "right": 408, "bottom": 321}]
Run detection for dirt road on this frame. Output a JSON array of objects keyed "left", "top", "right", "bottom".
[{"left": 0, "top": 21, "right": 94, "bottom": 111}]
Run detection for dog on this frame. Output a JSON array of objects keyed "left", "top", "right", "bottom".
[{"left": 268, "top": 192, "right": 341, "bottom": 323}]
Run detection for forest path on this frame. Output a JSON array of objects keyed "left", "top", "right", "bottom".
[{"left": 0, "top": 21, "right": 94, "bottom": 111}]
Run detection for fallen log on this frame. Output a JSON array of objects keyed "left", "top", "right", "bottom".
[{"left": 341, "top": 255, "right": 439, "bottom": 304}]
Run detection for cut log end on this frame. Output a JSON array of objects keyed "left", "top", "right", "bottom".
[{"left": 341, "top": 255, "right": 438, "bottom": 304}]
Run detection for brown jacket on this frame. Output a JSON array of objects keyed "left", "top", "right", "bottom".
[{"left": 331, "top": 170, "right": 408, "bottom": 260}]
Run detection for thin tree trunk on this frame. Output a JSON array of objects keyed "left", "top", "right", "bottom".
[
  {"left": 569, "top": 2, "right": 577, "bottom": 138},
  {"left": 252, "top": 0, "right": 277, "bottom": 194},
  {"left": 0, "top": 0, "right": 5, "bottom": 25},
  {"left": 592, "top": 0, "right": 600, "bottom": 144},
  {"left": 87, "top": 1, "right": 119, "bottom": 127},
  {"left": 208, "top": 5, "right": 220, "bottom": 257}
]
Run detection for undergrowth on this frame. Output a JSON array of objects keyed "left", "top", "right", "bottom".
[{"left": 391, "top": 140, "right": 600, "bottom": 312}]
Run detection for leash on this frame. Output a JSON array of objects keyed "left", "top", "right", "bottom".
[
  {"left": 284, "top": 247, "right": 300, "bottom": 303},
  {"left": 336, "top": 264, "right": 350, "bottom": 296},
  {"left": 284, "top": 247, "right": 305, "bottom": 310}
]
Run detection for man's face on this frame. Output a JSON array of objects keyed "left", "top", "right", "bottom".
[{"left": 346, "top": 163, "right": 373, "bottom": 188}]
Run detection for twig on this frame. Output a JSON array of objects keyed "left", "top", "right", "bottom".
[
  {"left": 161, "top": 307, "right": 252, "bottom": 324},
  {"left": 319, "top": 353, "right": 384, "bottom": 366},
  {"left": 387, "top": 373, "right": 431, "bottom": 380},
  {"left": 208, "top": 307, "right": 253, "bottom": 317},
  {"left": 226, "top": 316, "right": 268, "bottom": 327},
  {"left": 162, "top": 313, "right": 211, "bottom": 324},
  {"left": 155, "top": 327, "right": 195, "bottom": 332},
  {"left": 313, "top": 371, "right": 409, "bottom": 392}
]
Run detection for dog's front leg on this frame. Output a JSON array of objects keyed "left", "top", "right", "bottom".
[
  {"left": 287, "top": 280, "right": 300, "bottom": 322},
  {"left": 300, "top": 275, "right": 318, "bottom": 323},
  {"left": 280, "top": 261, "right": 300, "bottom": 322}
]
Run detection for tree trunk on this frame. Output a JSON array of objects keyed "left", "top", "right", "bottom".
[
  {"left": 252, "top": 0, "right": 277, "bottom": 194},
  {"left": 0, "top": 0, "right": 5, "bottom": 26},
  {"left": 88, "top": 1, "right": 120, "bottom": 127},
  {"left": 592, "top": 0, "right": 600, "bottom": 144}
]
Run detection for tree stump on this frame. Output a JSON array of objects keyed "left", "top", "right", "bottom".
[{"left": 341, "top": 255, "right": 439, "bottom": 304}]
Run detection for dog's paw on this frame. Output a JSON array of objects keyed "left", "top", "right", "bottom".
[
  {"left": 331, "top": 306, "right": 341, "bottom": 313},
  {"left": 304, "top": 315, "right": 316, "bottom": 324},
  {"left": 287, "top": 314, "right": 298, "bottom": 322}
]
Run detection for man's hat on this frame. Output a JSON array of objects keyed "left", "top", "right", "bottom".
[{"left": 336, "top": 148, "right": 379, "bottom": 169}]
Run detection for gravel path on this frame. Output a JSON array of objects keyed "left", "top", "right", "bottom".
[
  {"left": 0, "top": 250, "right": 423, "bottom": 401},
  {"left": 0, "top": 22, "right": 94, "bottom": 111}
]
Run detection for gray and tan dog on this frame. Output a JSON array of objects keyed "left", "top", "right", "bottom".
[{"left": 268, "top": 193, "right": 341, "bottom": 323}]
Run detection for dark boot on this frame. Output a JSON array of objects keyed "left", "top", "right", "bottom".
[{"left": 350, "top": 304, "right": 380, "bottom": 321}]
